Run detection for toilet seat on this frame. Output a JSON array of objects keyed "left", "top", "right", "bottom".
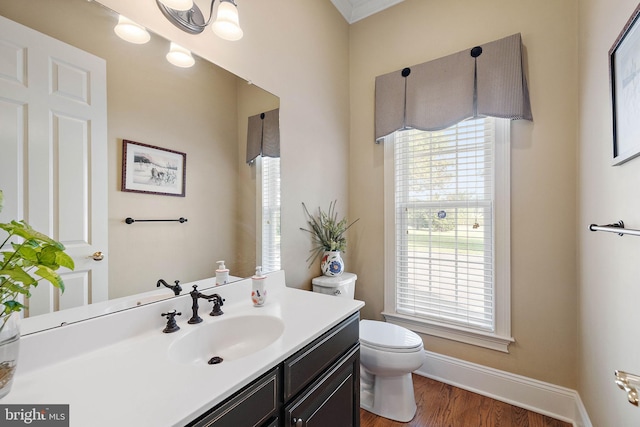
[{"left": 360, "top": 320, "right": 423, "bottom": 353}]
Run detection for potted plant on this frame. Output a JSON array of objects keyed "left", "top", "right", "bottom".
[
  {"left": 0, "top": 190, "right": 74, "bottom": 398},
  {"left": 301, "top": 200, "right": 359, "bottom": 276}
]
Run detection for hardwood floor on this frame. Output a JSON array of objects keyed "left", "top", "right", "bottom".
[{"left": 359, "top": 375, "right": 572, "bottom": 427}]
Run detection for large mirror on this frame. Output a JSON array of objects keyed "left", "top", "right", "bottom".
[{"left": 0, "top": 0, "right": 280, "bottom": 333}]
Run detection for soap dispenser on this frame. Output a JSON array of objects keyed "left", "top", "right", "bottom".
[
  {"left": 251, "top": 266, "right": 266, "bottom": 307},
  {"left": 216, "top": 260, "right": 229, "bottom": 286}
]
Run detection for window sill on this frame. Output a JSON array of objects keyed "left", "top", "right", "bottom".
[{"left": 382, "top": 312, "right": 515, "bottom": 353}]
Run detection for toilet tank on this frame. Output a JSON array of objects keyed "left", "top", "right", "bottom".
[{"left": 311, "top": 272, "right": 357, "bottom": 299}]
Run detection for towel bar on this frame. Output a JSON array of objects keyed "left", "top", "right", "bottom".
[
  {"left": 589, "top": 221, "right": 640, "bottom": 237},
  {"left": 125, "top": 217, "right": 188, "bottom": 224}
]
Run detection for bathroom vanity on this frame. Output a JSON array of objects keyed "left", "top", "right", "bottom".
[
  {"left": 189, "top": 312, "right": 360, "bottom": 426},
  {"left": 3, "top": 271, "right": 364, "bottom": 427}
]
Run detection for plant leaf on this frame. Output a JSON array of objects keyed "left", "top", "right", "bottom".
[
  {"left": 16, "top": 245, "right": 38, "bottom": 263},
  {"left": 3, "top": 300, "right": 24, "bottom": 315},
  {"left": 0, "top": 266, "right": 37, "bottom": 287},
  {"left": 38, "top": 245, "right": 59, "bottom": 268},
  {"left": 34, "top": 266, "right": 65, "bottom": 292},
  {"left": 300, "top": 200, "right": 359, "bottom": 268},
  {"left": 0, "top": 221, "right": 63, "bottom": 249},
  {"left": 55, "top": 251, "right": 75, "bottom": 270}
]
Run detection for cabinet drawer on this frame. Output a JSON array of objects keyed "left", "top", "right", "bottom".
[
  {"left": 283, "top": 312, "right": 359, "bottom": 401},
  {"left": 187, "top": 366, "right": 280, "bottom": 427},
  {"left": 284, "top": 344, "right": 360, "bottom": 427}
]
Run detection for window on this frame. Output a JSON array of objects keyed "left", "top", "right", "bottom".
[
  {"left": 383, "top": 117, "right": 513, "bottom": 352},
  {"left": 258, "top": 156, "right": 281, "bottom": 272}
]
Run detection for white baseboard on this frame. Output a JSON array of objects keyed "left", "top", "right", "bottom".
[{"left": 415, "top": 350, "right": 592, "bottom": 427}]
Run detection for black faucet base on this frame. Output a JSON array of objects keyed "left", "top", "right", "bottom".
[
  {"left": 161, "top": 310, "right": 182, "bottom": 333},
  {"left": 188, "top": 316, "right": 203, "bottom": 324}
]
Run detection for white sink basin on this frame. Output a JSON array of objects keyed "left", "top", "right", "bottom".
[{"left": 168, "top": 315, "right": 285, "bottom": 365}]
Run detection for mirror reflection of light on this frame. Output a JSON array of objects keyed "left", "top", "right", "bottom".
[
  {"left": 166, "top": 42, "right": 195, "bottom": 68},
  {"left": 114, "top": 15, "right": 150, "bottom": 44}
]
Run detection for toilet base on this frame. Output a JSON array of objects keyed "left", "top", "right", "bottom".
[{"left": 360, "top": 368, "right": 417, "bottom": 422}]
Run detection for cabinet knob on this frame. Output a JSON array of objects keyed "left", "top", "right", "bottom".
[
  {"left": 292, "top": 418, "right": 305, "bottom": 427},
  {"left": 90, "top": 251, "right": 104, "bottom": 261}
]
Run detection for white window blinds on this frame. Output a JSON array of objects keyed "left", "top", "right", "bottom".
[
  {"left": 260, "top": 156, "right": 281, "bottom": 272},
  {"left": 393, "top": 117, "right": 496, "bottom": 331}
]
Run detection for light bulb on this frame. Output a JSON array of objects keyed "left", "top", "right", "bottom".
[
  {"left": 166, "top": 42, "right": 195, "bottom": 68},
  {"left": 212, "top": 0, "right": 243, "bottom": 41},
  {"left": 114, "top": 16, "right": 150, "bottom": 44},
  {"left": 158, "top": 0, "right": 194, "bottom": 11}
]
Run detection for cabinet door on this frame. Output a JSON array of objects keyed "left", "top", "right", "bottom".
[
  {"left": 284, "top": 312, "right": 359, "bottom": 401},
  {"left": 285, "top": 345, "right": 360, "bottom": 427},
  {"left": 187, "top": 367, "right": 280, "bottom": 427}
]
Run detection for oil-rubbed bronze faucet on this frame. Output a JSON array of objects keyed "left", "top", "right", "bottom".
[
  {"left": 208, "top": 294, "right": 225, "bottom": 316},
  {"left": 157, "top": 279, "right": 182, "bottom": 296},
  {"left": 188, "top": 286, "right": 226, "bottom": 323},
  {"left": 188, "top": 285, "right": 210, "bottom": 324}
]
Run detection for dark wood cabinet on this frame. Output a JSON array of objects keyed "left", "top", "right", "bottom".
[
  {"left": 186, "top": 367, "right": 280, "bottom": 427},
  {"left": 284, "top": 345, "right": 360, "bottom": 427},
  {"left": 283, "top": 313, "right": 360, "bottom": 401},
  {"left": 187, "top": 312, "right": 360, "bottom": 427}
]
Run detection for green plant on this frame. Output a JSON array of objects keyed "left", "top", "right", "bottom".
[
  {"left": 0, "top": 190, "right": 74, "bottom": 332},
  {"left": 300, "top": 200, "right": 359, "bottom": 267}
]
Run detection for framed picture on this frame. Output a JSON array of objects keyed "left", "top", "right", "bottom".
[
  {"left": 610, "top": 3, "right": 640, "bottom": 165},
  {"left": 121, "top": 140, "right": 186, "bottom": 197}
]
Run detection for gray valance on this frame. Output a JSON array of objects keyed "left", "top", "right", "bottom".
[
  {"left": 246, "top": 108, "right": 280, "bottom": 164},
  {"left": 375, "top": 33, "right": 532, "bottom": 141}
]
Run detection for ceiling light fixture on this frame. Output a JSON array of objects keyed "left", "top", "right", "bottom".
[
  {"left": 114, "top": 15, "right": 151, "bottom": 44},
  {"left": 159, "top": 0, "right": 194, "bottom": 11},
  {"left": 166, "top": 42, "right": 196, "bottom": 67},
  {"left": 156, "top": 0, "right": 243, "bottom": 41}
]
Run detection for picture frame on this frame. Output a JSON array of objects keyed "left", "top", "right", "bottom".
[
  {"left": 121, "top": 139, "right": 186, "bottom": 197},
  {"left": 610, "top": 3, "right": 640, "bottom": 165}
]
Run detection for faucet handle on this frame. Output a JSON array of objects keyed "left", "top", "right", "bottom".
[
  {"left": 208, "top": 294, "right": 225, "bottom": 317},
  {"left": 173, "top": 280, "right": 182, "bottom": 295},
  {"left": 161, "top": 310, "right": 182, "bottom": 333}
]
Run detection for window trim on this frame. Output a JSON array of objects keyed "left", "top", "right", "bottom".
[{"left": 382, "top": 118, "right": 513, "bottom": 353}]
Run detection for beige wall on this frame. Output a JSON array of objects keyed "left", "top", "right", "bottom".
[
  {"left": 578, "top": 0, "right": 640, "bottom": 425},
  {"left": 349, "top": 0, "right": 579, "bottom": 388},
  {"left": 107, "top": 51, "right": 241, "bottom": 298},
  {"left": 98, "top": 0, "right": 351, "bottom": 290}
]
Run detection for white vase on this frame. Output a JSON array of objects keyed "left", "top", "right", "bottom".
[
  {"left": 0, "top": 314, "right": 20, "bottom": 399},
  {"left": 321, "top": 251, "right": 345, "bottom": 276}
]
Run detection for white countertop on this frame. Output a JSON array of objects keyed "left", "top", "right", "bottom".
[{"left": 3, "top": 271, "right": 364, "bottom": 426}]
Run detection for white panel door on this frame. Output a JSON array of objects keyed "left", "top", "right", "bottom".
[{"left": 0, "top": 15, "right": 108, "bottom": 317}]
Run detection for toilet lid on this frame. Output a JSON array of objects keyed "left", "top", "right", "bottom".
[
  {"left": 311, "top": 272, "right": 357, "bottom": 288},
  {"left": 359, "top": 320, "right": 423, "bottom": 352}
]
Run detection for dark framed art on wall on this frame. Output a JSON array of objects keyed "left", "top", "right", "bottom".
[
  {"left": 121, "top": 139, "right": 186, "bottom": 197},
  {"left": 610, "top": 3, "right": 640, "bottom": 165}
]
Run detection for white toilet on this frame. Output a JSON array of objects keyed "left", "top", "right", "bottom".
[{"left": 312, "top": 273, "right": 425, "bottom": 422}]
